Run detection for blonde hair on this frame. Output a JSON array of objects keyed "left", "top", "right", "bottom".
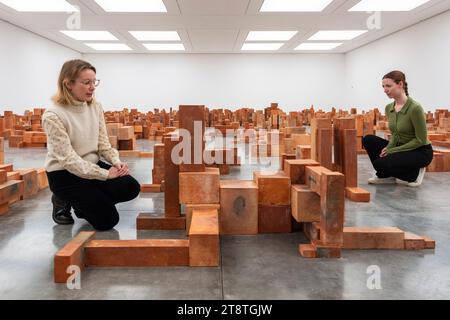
[{"left": 52, "top": 59, "right": 97, "bottom": 106}]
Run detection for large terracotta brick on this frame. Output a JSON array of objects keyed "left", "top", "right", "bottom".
[
  {"left": 258, "top": 204, "right": 291, "bottom": 233},
  {"left": 152, "top": 143, "right": 165, "bottom": 184},
  {"left": 219, "top": 180, "right": 258, "bottom": 235},
  {"left": 179, "top": 167, "right": 220, "bottom": 204},
  {"left": 305, "top": 165, "right": 332, "bottom": 195},
  {"left": 291, "top": 184, "right": 321, "bottom": 222},
  {"left": 296, "top": 145, "right": 311, "bottom": 159},
  {"left": 54, "top": 231, "right": 96, "bottom": 283},
  {"left": 284, "top": 159, "right": 319, "bottom": 184},
  {"left": 280, "top": 153, "right": 296, "bottom": 170},
  {"left": 16, "top": 169, "right": 38, "bottom": 199},
  {"left": 84, "top": 239, "right": 190, "bottom": 267},
  {"left": 164, "top": 134, "right": 181, "bottom": 217},
  {"left": 179, "top": 105, "right": 206, "bottom": 172},
  {"left": 185, "top": 204, "right": 221, "bottom": 234},
  {"left": 343, "top": 227, "right": 405, "bottom": 249},
  {"left": 117, "top": 126, "right": 134, "bottom": 140},
  {"left": 319, "top": 171, "right": 345, "bottom": 246},
  {"left": 136, "top": 213, "right": 186, "bottom": 230},
  {"left": 253, "top": 170, "right": 290, "bottom": 205},
  {"left": 189, "top": 209, "right": 220, "bottom": 267}
]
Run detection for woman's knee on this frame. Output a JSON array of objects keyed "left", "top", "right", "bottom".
[
  {"left": 122, "top": 175, "right": 141, "bottom": 201},
  {"left": 362, "top": 134, "right": 377, "bottom": 149},
  {"left": 373, "top": 158, "right": 389, "bottom": 172},
  {"left": 91, "top": 212, "right": 119, "bottom": 231}
]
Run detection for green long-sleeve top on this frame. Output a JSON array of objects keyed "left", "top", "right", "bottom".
[{"left": 385, "top": 96, "right": 431, "bottom": 154}]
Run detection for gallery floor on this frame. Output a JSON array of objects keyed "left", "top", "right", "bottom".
[{"left": 1, "top": 139, "right": 449, "bottom": 299}]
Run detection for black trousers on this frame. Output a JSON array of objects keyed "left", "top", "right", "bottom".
[
  {"left": 46, "top": 161, "right": 141, "bottom": 231},
  {"left": 362, "top": 135, "right": 433, "bottom": 182}
]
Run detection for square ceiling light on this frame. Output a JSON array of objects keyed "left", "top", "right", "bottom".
[
  {"left": 93, "top": 0, "right": 167, "bottom": 12},
  {"left": 246, "top": 31, "right": 298, "bottom": 41},
  {"left": 295, "top": 43, "right": 342, "bottom": 50},
  {"left": 85, "top": 43, "right": 132, "bottom": 51},
  {"left": 60, "top": 31, "right": 118, "bottom": 41},
  {"left": 129, "top": 31, "right": 180, "bottom": 41},
  {"left": 241, "top": 43, "right": 284, "bottom": 51},
  {"left": 143, "top": 43, "right": 185, "bottom": 51},
  {"left": 0, "top": 0, "right": 78, "bottom": 12},
  {"left": 349, "top": 0, "right": 431, "bottom": 12},
  {"left": 308, "top": 30, "right": 368, "bottom": 41},
  {"left": 260, "top": 0, "right": 334, "bottom": 12}
]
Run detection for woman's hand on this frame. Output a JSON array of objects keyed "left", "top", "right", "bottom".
[
  {"left": 107, "top": 167, "right": 121, "bottom": 179},
  {"left": 380, "top": 147, "right": 388, "bottom": 157},
  {"left": 114, "top": 162, "right": 130, "bottom": 176}
]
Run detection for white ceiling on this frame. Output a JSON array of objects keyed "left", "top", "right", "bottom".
[{"left": 0, "top": 0, "right": 449, "bottom": 53}]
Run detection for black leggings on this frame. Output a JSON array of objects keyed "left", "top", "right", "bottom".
[
  {"left": 46, "top": 161, "right": 141, "bottom": 231},
  {"left": 362, "top": 135, "right": 433, "bottom": 182}
]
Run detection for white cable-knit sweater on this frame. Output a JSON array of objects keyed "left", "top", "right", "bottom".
[{"left": 42, "top": 100, "right": 121, "bottom": 180}]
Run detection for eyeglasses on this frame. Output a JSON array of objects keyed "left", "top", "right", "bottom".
[{"left": 77, "top": 79, "right": 101, "bottom": 87}]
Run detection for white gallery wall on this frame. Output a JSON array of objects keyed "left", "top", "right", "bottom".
[
  {"left": 345, "top": 10, "right": 450, "bottom": 112},
  {"left": 84, "top": 53, "right": 345, "bottom": 111},
  {"left": 1, "top": 10, "right": 449, "bottom": 113},
  {"left": 0, "top": 20, "right": 80, "bottom": 113}
]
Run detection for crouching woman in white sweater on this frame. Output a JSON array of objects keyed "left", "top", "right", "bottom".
[{"left": 42, "top": 59, "right": 140, "bottom": 230}]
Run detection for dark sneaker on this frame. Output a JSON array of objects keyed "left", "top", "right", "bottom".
[{"left": 51, "top": 194, "right": 74, "bottom": 225}]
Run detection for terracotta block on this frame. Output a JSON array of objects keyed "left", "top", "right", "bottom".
[
  {"left": 303, "top": 222, "right": 321, "bottom": 242},
  {"left": 421, "top": 236, "right": 436, "bottom": 249},
  {"left": 152, "top": 143, "right": 165, "bottom": 184},
  {"left": 8, "top": 135, "right": 23, "bottom": 148},
  {"left": 299, "top": 244, "right": 317, "bottom": 258},
  {"left": 189, "top": 209, "right": 220, "bottom": 267},
  {"left": 319, "top": 172, "right": 345, "bottom": 246},
  {"left": 439, "top": 150, "right": 450, "bottom": 171},
  {"left": 54, "top": 231, "right": 96, "bottom": 283},
  {"left": 16, "top": 169, "right": 38, "bottom": 199},
  {"left": 314, "top": 243, "right": 342, "bottom": 258},
  {"left": 185, "top": 204, "right": 220, "bottom": 234},
  {"left": 280, "top": 153, "right": 296, "bottom": 170},
  {"left": 0, "top": 164, "right": 13, "bottom": 172},
  {"left": 164, "top": 134, "right": 181, "bottom": 217},
  {"left": 139, "top": 151, "right": 153, "bottom": 158},
  {"left": 427, "top": 152, "right": 445, "bottom": 172},
  {"left": 118, "top": 138, "right": 135, "bottom": 151},
  {"left": 117, "top": 126, "right": 134, "bottom": 140},
  {"left": 345, "top": 187, "right": 370, "bottom": 202},
  {"left": 291, "top": 184, "right": 321, "bottom": 222},
  {"left": 84, "top": 239, "right": 189, "bottom": 267},
  {"left": 136, "top": 213, "right": 185, "bottom": 230},
  {"left": 305, "top": 165, "right": 332, "bottom": 195},
  {"left": 404, "top": 232, "right": 426, "bottom": 250},
  {"left": 343, "top": 227, "right": 405, "bottom": 249},
  {"left": 0, "top": 170, "right": 6, "bottom": 184},
  {"left": 7, "top": 171, "right": 20, "bottom": 181},
  {"left": 179, "top": 167, "right": 220, "bottom": 204},
  {"left": 179, "top": 105, "right": 206, "bottom": 172},
  {"left": 36, "top": 168, "right": 48, "bottom": 190},
  {"left": 253, "top": 171, "right": 291, "bottom": 205},
  {"left": 428, "top": 133, "right": 446, "bottom": 141},
  {"left": 296, "top": 145, "right": 311, "bottom": 160},
  {"left": 310, "top": 118, "right": 332, "bottom": 164},
  {"left": 140, "top": 184, "right": 161, "bottom": 193},
  {"left": 118, "top": 150, "right": 140, "bottom": 157},
  {"left": 258, "top": 204, "right": 292, "bottom": 233},
  {"left": 219, "top": 180, "right": 258, "bottom": 235},
  {"left": 291, "top": 133, "right": 311, "bottom": 146},
  {"left": 284, "top": 159, "right": 320, "bottom": 184}
]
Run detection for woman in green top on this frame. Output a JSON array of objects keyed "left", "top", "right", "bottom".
[{"left": 362, "top": 70, "right": 433, "bottom": 187}]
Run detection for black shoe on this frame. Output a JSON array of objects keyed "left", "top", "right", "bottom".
[{"left": 51, "top": 194, "right": 74, "bottom": 225}]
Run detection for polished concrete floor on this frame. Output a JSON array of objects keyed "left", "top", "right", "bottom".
[{"left": 1, "top": 138, "right": 450, "bottom": 300}]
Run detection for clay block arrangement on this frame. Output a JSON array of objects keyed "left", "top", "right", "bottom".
[{"left": 53, "top": 103, "right": 438, "bottom": 283}]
